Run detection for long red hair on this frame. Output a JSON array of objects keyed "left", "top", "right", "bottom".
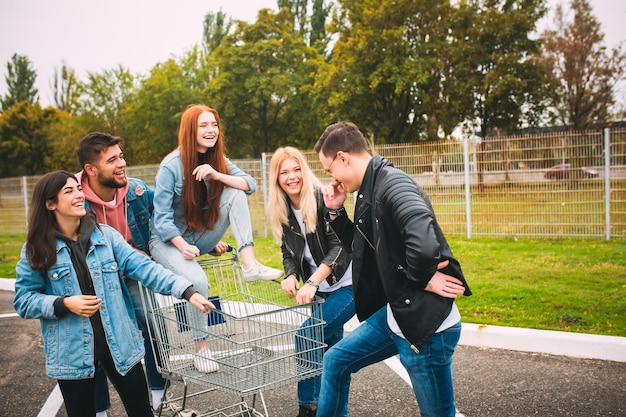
[{"left": 179, "top": 104, "right": 230, "bottom": 231}]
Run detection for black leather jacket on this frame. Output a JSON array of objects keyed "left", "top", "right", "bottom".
[
  {"left": 330, "top": 155, "right": 471, "bottom": 350},
  {"left": 281, "top": 189, "right": 351, "bottom": 288}
]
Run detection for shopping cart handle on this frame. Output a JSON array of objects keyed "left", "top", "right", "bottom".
[{"left": 209, "top": 244, "right": 233, "bottom": 255}]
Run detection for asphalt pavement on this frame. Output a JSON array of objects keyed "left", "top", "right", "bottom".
[{"left": 1, "top": 287, "right": 625, "bottom": 417}]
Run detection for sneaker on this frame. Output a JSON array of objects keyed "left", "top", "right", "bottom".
[
  {"left": 296, "top": 405, "right": 317, "bottom": 417},
  {"left": 194, "top": 346, "right": 219, "bottom": 373},
  {"left": 152, "top": 402, "right": 180, "bottom": 417},
  {"left": 242, "top": 261, "right": 283, "bottom": 282}
]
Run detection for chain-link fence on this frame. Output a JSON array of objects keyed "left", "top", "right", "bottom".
[{"left": 2, "top": 128, "right": 625, "bottom": 239}]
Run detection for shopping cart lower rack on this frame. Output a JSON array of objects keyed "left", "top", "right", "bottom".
[{"left": 139, "top": 252, "right": 326, "bottom": 416}]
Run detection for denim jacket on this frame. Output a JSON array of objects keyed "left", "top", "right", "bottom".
[
  {"left": 13, "top": 224, "right": 194, "bottom": 379},
  {"left": 152, "top": 149, "right": 256, "bottom": 243}
]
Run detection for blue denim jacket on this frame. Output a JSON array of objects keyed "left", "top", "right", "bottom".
[
  {"left": 83, "top": 177, "right": 153, "bottom": 255},
  {"left": 152, "top": 149, "right": 256, "bottom": 243},
  {"left": 13, "top": 224, "right": 194, "bottom": 379}
]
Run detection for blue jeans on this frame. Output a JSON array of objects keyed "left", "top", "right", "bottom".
[
  {"left": 149, "top": 187, "right": 255, "bottom": 341},
  {"left": 317, "top": 306, "right": 461, "bottom": 417},
  {"left": 296, "top": 285, "right": 355, "bottom": 408},
  {"left": 96, "top": 279, "right": 167, "bottom": 412}
]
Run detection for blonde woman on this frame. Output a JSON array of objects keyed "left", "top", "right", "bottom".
[{"left": 268, "top": 147, "right": 355, "bottom": 417}]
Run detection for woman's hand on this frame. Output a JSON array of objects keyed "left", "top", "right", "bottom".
[
  {"left": 280, "top": 275, "right": 300, "bottom": 296},
  {"left": 177, "top": 242, "right": 200, "bottom": 260},
  {"left": 424, "top": 260, "right": 465, "bottom": 298},
  {"left": 209, "top": 241, "right": 230, "bottom": 256},
  {"left": 64, "top": 295, "right": 102, "bottom": 317},
  {"left": 296, "top": 283, "right": 318, "bottom": 305},
  {"left": 189, "top": 293, "right": 217, "bottom": 314},
  {"left": 192, "top": 164, "right": 220, "bottom": 181}
]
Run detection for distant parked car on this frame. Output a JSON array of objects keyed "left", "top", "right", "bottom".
[{"left": 544, "top": 163, "right": 599, "bottom": 180}]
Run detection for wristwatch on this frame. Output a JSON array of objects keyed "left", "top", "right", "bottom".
[
  {"left": 327, "top": 206, "right": 345, "bottom": 216},
  {"left": 305, "top": 278, "right": 320, "bottom": 289}
]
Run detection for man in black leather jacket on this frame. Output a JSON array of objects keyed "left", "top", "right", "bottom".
[{"left": 314, "top": 121, "right": 471, "bottom": 417}]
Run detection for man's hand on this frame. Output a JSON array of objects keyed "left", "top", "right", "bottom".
[
  {"left": 425, "top": 260, "right": 465, "bottom": 298},
  {"left": 64, "top": 295, "right": 102, "bottom": 317},
  {"left": 323, "top": 181, "right": 347, "bottom": 209}
]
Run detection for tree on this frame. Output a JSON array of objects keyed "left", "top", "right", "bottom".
[
  {"left": 1, "top": 53, "right": 39, "bottom": 112},
  {"left": 122, "top": 50, "right": 207, "bottom": 164},
  {"left": 319, "top": 0, "right": 456, "bottom": 143},
  {"left": 203, "top": 10, "right": 233, "bottom": 55},
  {"left": 449, "top": 0, "right": 550, "bottom": 139},
  {"left": 0, "top": 101, "right": 58, "bottom": 177},
  {"left": 278, "top": 0, "right": 332, "bottom": 54},
  {"left": 538, "top": 0, "right": 626, "bottom": 129},
  {"left": 208, "top": 8, "right": 324, "bottom": 156},
  {"left": 51, "top": 61, "right": 80, "bottom": 113},
  {"left": 77, "top": 65, "right": 136, "bottom": 134}
]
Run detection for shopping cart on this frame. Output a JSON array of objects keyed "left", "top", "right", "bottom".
[{"left": 139, "top": 250, "right": 326, "bottom": 417}]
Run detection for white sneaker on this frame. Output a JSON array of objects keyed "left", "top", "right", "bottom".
[
  {"left": 194, "top": 347, "right": 219, "bottom": 373},
  {"left": 242, "top": 261, "right": 283, "bottom": 282}
]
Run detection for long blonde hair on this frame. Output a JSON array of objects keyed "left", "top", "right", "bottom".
[{"left": 268, "top": 147, "right": 322, "bottom": 243}]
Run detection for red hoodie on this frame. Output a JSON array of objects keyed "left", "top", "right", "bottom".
[{"left": 77, "top": 171, "right": 133, "bottom": 245}]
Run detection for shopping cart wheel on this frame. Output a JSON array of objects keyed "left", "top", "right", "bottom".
[{"left": 176, "top": 410, "right": 198, "bottom": 417}]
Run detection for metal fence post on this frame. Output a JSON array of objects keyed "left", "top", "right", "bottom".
[
  {"left": 22, "top": 176, "right": 28, "bottom": 229},
  {"left": 604, "top": 128, "right": 611, "bottom": 240},
  {"left": 463, "top": 137, "right": 472, "bottom": 239},
  {"left": 261, "top": 152, "right": 268, "bottom": 238}
]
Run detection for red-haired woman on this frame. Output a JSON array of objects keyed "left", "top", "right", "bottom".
[{"left": 150, "top": 104, "right": 282, "bottom": 372}]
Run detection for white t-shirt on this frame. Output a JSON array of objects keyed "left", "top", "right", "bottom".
[
  {"left": 292, "top": 208, "right": 352, "bottom": 292},
  {"left": 387, "top": 301, "right": 460, "bottom": 337}
]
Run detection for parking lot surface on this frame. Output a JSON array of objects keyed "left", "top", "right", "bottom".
[{"left": 1, "top": 289, "right": 624, "bottom": 416}]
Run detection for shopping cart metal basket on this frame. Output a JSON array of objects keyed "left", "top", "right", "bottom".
[{"left": 139, "top": 250, "right": 325, "bottom": 417}]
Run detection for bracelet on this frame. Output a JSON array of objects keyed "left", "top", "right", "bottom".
[
  {"left": 305, "top": 278, "right": 320, "bottom": 289},
  {"left": 327, "top": 206, "right": 345, "bottom": 216}
]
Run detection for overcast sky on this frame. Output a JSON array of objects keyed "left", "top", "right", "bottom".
[{"left": 0, "top": 0, "right": 624, "bottom": 107}]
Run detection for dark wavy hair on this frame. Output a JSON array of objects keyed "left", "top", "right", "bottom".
[{"left": 26, "top": 170, "right": 78, "bottom": 271}]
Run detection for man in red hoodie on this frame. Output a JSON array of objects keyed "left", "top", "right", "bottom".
[{"left": 77, "top": 132, "right": 229, "bottom": 416}]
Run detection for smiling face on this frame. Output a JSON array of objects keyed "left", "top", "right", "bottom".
[
  {"left": 278, "top": 157, "right": 303, "bottom": 205},
  {"left": 86, "top": 144, "right": 127, "bottom": 189},
  {"left": 196, "top": 111, "right": 219, "bottom": 152},
  {"left": 46, "top": 177, "right": 86, "bottom": 222}
]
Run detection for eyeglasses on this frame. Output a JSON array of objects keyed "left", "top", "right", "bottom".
[{"left": 324, "top": 153, "right": 340, "bottom": 176}]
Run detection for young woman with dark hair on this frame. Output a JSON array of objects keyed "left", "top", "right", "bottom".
[{"left": 13, "top": 170, "right": 214, "bottom": 417}]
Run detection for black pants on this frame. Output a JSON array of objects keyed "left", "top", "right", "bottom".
[{"left": 57, "top": 357, "right": 152, "bottom": 417}]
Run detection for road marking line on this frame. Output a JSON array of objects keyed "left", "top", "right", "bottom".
[{"left": 38, "top": 384, "right": 63, "bottom": 417}]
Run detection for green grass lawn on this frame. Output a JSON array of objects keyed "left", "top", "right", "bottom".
[{"left": 2, "top": 234, "right": 624, "bottom": 337}]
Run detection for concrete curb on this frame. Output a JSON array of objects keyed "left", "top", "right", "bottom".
[
  {"left": 4, "top": 278, "right": 625, "bottom": 363},
  {"left": 344, "top": 312, "right": 626, "bottom": 363}
]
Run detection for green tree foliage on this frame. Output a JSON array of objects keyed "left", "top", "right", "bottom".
[
  {"left": 449, "top": 0, "right": 550, "bottom": 139},
  {"left": 43, "top": 111, "right": 84, "bottom": 173},
  {"left": 538, "top": 0, "right": 626, "bottom": 130},
  {"left": 51, "top": 61, "right": 80, "bottom": 114},
  {"left": 208, "top": 8, "right": 324, "bottom": 156},
  {"left": 203, "top": 10, "right": 233, "bottom": 55},
  {"left": 77, "top": 65, "right": 135, "bottom": 134},
  {"left": 0, "top": 102, "right": 58, "bottom": 176},
  {"left": 1, "top": 54, "right": 39, "bottom": 112},
  {"left": 321, "top": 0, "right": 455, "bottom": 143},
  {"left": 122, "top": 50, "right": 207, "bottom": 164}
]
